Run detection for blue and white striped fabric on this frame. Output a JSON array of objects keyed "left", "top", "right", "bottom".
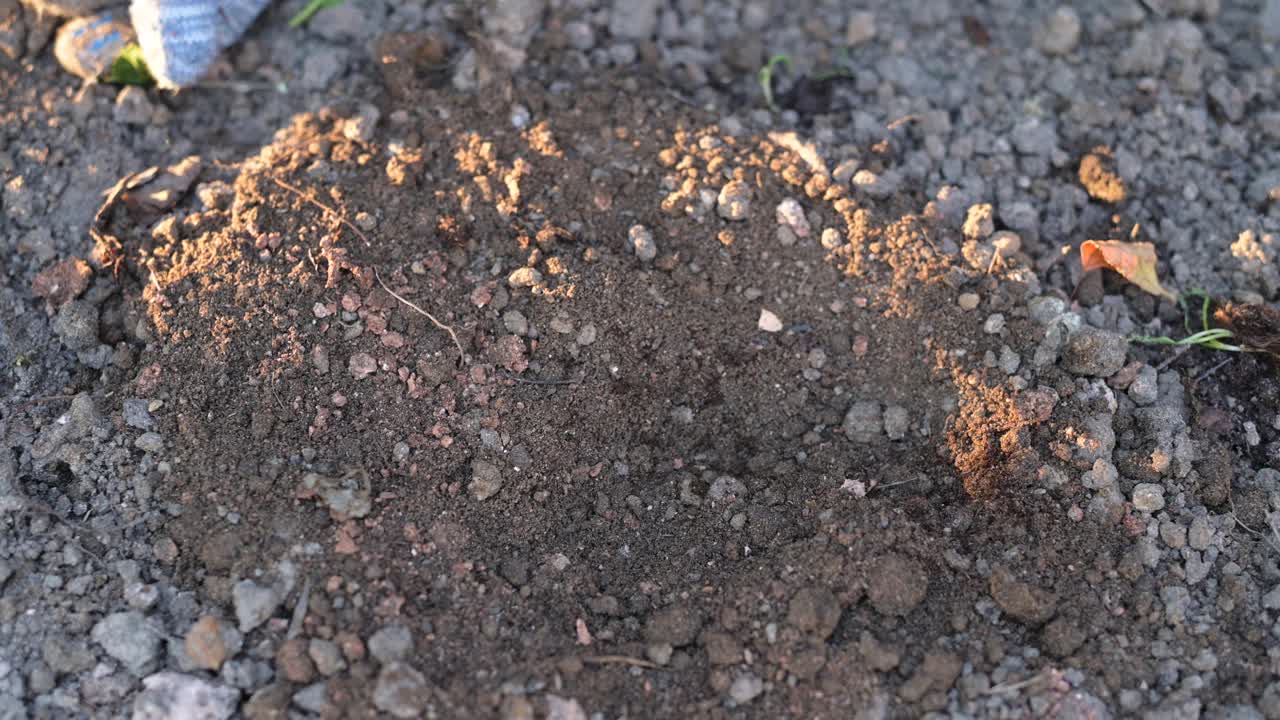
[{"left": 129, "top": 0, "right": 270, "bottom": 88}]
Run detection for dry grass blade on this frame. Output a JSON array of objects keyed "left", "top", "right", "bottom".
[{"left": 374, "top": 269, "right": 467, "bottom": 367}]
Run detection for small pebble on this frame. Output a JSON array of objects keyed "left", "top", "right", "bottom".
[
  {"left": 845, "top": 11, "right": 876, "bottom": 46},
  {"left": 1034, "top": 7, "right": 1082, "bottom": 56},
  {"left": 958, "top": 293, "right": 980, "bottom": 310},
  {"left": 729, "top": 673, "right": 764, "bottom": 704},
  {"left": 775, "top": 198, "right": 810, "bottom": 237},
  {"left": 1132, "top": 484, "right": 1166, "bottom": 513},
  {"left": 757, "top": 309, "right": 783, "bottom": 333},
  {"left": 628, "top": 224, "right": 658, "bottom": 261}
]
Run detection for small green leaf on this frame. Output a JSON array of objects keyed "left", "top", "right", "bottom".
[
  {"left": 758, "top": 54, "right": 792, "bottom": 112},
  {"left": 289, "top": 0, "right": 346, "bottom": 28},
  {"left": 104, "top": 44, "right": 154, "bottom": 87}
]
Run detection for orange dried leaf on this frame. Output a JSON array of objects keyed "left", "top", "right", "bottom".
[{"left": 1080, "top": 240, "right": 1178, "bottom": 302}]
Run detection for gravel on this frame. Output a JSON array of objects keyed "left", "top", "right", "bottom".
[
  {"left": 1132, "top": 483, "right": 1167, "bottom": 513},
  {"left": 91, "top": 612, "right": 162, "bottom": 675},
  {"left": 8, "top": 0, "right": 1280, "bottom": 716},
  {"left": 132, "top": 672, "right": 239, "bottom": 720},
  {"left": 1061, "top": 327, "right": 1128, "bottom": 377},
  {"left": 52, "top": 299, "right": 98, "bottom": 349},
  {"left": 231, "top": 581, "right": 280, "bottom": 634},
  {"left": 373, "top": 663, "right": 432, "bottom": 719},
  {"left": 728, "top": 673, "right": 763, "bottom": 704},
  {"left": 368, "top": 625, "right": 414, "bottom": 665},
  {"left": 1033, "top": 7, "right": 1082, "bottom": 56}
]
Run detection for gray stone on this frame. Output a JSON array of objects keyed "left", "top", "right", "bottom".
[
  {"left": 1187, "top": 517, "right": 1213, "bottom": 550},
  {"left": 373, "top": 663, "right": 432, "bottom": 719},
  {"left": 1261, "top": 584, "right": 1280, "bottom": 610},
  {"left": 123, "top": 399, "right": 155, "bottom": 429},
  {"left": 843, "top": 401, "right": 882, "bottom": 442},
  {"left": 564, "top": 20, "right": 594, "bottom": 50},
  {"left": 132, "top": 672, "right": 239, "bottom": 720},
  {"left": 368, "top": 624, "right": 414, "bottom": 664},
  {"left": 729, "top": 673, "right": 763, "bottom": 704},
  {"left": 1265, "top": 0, "right": 1280, "bottom": 42},
  {"left": 609, "top": 0, "right": 660, "bottom": 40},
  {"left": 292, "top": 682, "right": 328, "bottom": 714},
  {"left": 113, "top": 86, "right": 153, "bottom": 126},
  {"left": 1054, "top": 690, "right": 1112, "bottom": 720},
  {"left": 1128, "top": 365, "right": 1159, "bottom": 405},
  {"left": 308, "top": 639, "right": 345, "bottom": 676},
  {"left": 1161, "top": 585, "right": 1191, "bottom": 625},
  {"left": 707, "top": 475, "right": 747, "bottom": 502},
  {"left": 91, "top": 611, "right": 162, "bottom": 675},
  {"left": 301, "top": 47, "right": 345, "bottom": 89},
  {"left": 53, "top": 300, "right": 99, "bottom": 350},
  {"left": 845, "top": 11, "right": 876, "bottom": 46},
  {"left": 231, "top": 580, "right": 279, "bottom": 633},
  {"left": 882, "top": 405, "right": 909, "bottom": 440},
  {"left": 1061, "top": 327, "right": 1127, "bottom": 377},
  {"left": 134, "top": 433, "right": 164, "bottom": 453},
  {"left": 1034, "top": 7, "right": 1082, "bottom": 56},
  {"left": 1132, "top": 484, "right": 1166, "bottom": 512}
]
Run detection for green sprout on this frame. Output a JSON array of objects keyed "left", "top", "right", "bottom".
[
  {"left": 103, "top": 44, "right": 154, "bottom": 86},
  {"left": 289, "top": 0, "right": 347, "bottom": 28},
  {"left": 1131, "top": 290, "right": 1242, "bottom": 353},
  {"left": 758, "top": 54, "right": 792, "bottom": 112}
]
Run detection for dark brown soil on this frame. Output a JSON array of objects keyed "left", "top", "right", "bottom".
[{"left": 95, "top": 77, "right": 1227, "bottom": 718}]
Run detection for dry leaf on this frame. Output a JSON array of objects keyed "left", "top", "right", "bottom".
[{"left": 1080, "top": 240, "right": 1178, "bottom": 302}]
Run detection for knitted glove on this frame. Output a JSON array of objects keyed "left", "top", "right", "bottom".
[{"left": 129, "top": 0, "right": 269, "bottom": 88}]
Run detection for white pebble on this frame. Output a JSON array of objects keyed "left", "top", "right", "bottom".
[
  {"left": 775, "top": 198, "right": 810, "bottom": 237},
  {"left": 757, "top": 309, "right": 783, "bottom": 333}
]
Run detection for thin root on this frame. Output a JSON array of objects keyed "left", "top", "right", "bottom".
[
  {"left": 583, "top": 655, "right": 663, "bottom": 670},
  {"left": 497, "top": 370, "right": 582, "bottom": 386},
  {"left": 375, "top": 269, "right": 467, "bottom": 367},
  {"left": 271, "top": 176, "right": 372, "bottom": 247}
]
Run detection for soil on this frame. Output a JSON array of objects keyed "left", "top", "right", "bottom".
[
  {"left": 86, "top": 77, "right": 1206, "bottom": 717},
  {"left": 6, "top": 1, "right": 1280, "bottom": 719}
]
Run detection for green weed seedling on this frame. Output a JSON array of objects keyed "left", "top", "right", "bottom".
[
  {"left": 758, "top": 54, "right": 792, "bottom": 112},
  {"left": 1130, "top": 290, "right": 1242, "bottom": 353},
  {"left": 289, "top": 0, "right": 347, "bottom": 28}
]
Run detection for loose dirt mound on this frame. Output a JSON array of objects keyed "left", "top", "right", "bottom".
[{"left": 94, "top": 81, "right": 1250, "bottom": 717}]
